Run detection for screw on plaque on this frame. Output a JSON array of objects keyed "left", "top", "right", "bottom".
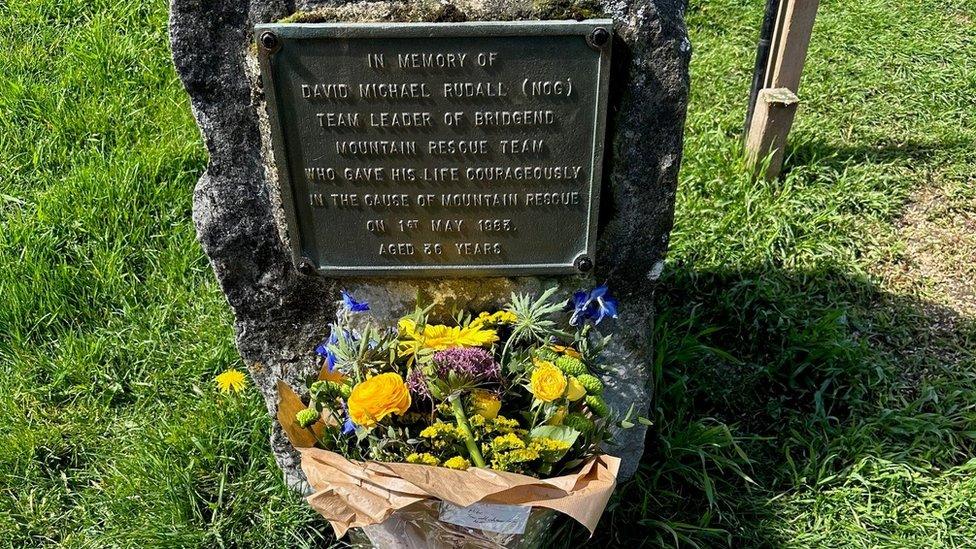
[
  {"left": 588, "top": 27, "right": 610, "bottom": 49},
  {"left": 575, "top": 255, "right": 594, "bottom": 273},
  {"left": 298, "top": 258, "right": 317, "bottom": 275},
  {"left": 260, "top": 31, "right": 280, "bottom": 52}
]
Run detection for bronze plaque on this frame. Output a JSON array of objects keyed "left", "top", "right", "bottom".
[{"left": 256, "top": 20, "right": 612, "bottom": 277}]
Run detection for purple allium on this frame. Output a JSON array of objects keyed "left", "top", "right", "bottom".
[
  {"left": 407, "top": 369, "right": 432, "bottom": 401},
  {"left": 433, "top": 347, "right": 500, "bottom": 380}
]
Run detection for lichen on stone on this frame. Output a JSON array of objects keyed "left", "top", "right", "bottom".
[{"left": 277, "top": 0, "right": 605, "bottom": 25}]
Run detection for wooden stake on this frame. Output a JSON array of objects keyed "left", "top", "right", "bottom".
[
  {"left": 745, "top": 0, "right": 819, "bottom": 178},
  {"left": 765, "top": 0, "right": 820, "bottom": 92},
  {"left": 745, "top": 88, "right": 799, "bottom": 179}
]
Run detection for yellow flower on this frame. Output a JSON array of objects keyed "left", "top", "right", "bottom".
[
  {"left": 443, "top": 456, "right": 471, "bottom": 470},
  {"left": 530, "top": 437, "right": 572, "bottom": 452},
  {"left": 566, "top": 377, "right": 587, "bottom": 402},
  {"left": 471, "top": 390, "right": 501, "bottom": 419},
  {"left": 347, "top": 373, "right": 411, "bottom": 428},
  {"left": 547, "top": 406, "right": 568, "bottom": 425},
  {"left": 398, "top": 318, "right": 498, "bottom": 357},
  {"left": 420, "top": 421, "right": 460, "bottom": 439},
  {"left": 478, "top": 311, "right": 518, "bottom": 325},
  {"left": 491, "top": 432, "right": 526, "bottom": 451},
  {"left": 530, "top": 361, "right": 567, "bottom": 402},
  {"left": 551, "top": 345, "right": 582, "bottom": 359},
  {"left": 215, "top": 369, "right": 247, "bottom": 393},
  {"left": 406, "top": 453, "right": 440, "bottom": 466}
]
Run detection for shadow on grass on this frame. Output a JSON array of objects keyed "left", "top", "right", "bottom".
[
  {"left": 784, "top": 136, "right": 976, "bottom": 174},
  {"left": 543, "top": 261, "right": 975, "bottom": 547}
]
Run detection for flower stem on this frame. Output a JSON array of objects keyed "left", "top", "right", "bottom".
[{"left": 450, "top": 396, "right": 486, "bottom": 468}]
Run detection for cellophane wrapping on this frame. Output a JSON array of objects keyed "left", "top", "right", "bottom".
[{"left": 346, "top": 501, "right": 556, "bottom": 549}]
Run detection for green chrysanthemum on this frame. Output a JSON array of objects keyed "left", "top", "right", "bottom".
[
  {"left": 563, "top": 413, "right": 595, "bottom": 434},
  {"left": 585, "top": 395, "right": 610, "bottom": 418},
  {"left": 555, "top": 355, "right": 587, "bottom": 376},
  {"left": 575, "top": 373, "right": 603, "bottom": 395},
  {"left": 295, "top": 408, "right": 319, "bottom": 428}
]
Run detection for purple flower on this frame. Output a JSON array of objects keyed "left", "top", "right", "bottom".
[
  {"left": 567, "top": 285, "right": 619, "bottom": 326},
  {"left": 406, "top": 369, "right": 432, "bottom": 401},
  {"left": 341, "top": 290, "right": 369, "bottom": 312},
  {"left": 433, "top": 347, "right": 500, "bottom": 380}
]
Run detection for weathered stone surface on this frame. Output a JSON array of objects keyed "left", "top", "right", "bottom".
[{"left": 169, "top": 0, "right": 689, "bottom": 489}]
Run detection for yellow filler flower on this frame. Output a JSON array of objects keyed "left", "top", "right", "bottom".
[
  {"left": 347, "top": 372, "right": 411, "bottom": 427},
  {"left": 215, "top": 369, "right": 247, "bottom": 393},
  {"left": 530, "top": 360, "right": 567, "bottom": 402}
]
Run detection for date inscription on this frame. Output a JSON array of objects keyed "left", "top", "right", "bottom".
[{"left": 257, "top": 22, "right": 611, "bottom": 276}]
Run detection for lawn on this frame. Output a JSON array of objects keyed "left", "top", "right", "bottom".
[{"left": 1, "top": 0, "right": 974, "bottom": 546}]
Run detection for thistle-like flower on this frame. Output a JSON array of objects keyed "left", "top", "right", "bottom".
[{"left": 433, "top": 347, "right": 500, "bottom": 381}]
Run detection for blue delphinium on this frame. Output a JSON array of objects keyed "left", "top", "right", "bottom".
[
  {"left": 341, "top": 290, "right": 369, "bottom": 312},
  {"left": 314, "top": 330, "right": 339, "bottom": 372},
  {"left": 567, "top": 284, "right": 619, "bottom": 326}
]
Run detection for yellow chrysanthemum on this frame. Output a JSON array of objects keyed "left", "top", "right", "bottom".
[
  {"left": 398, "top": 318, "right": 498, "bottom": 357},
  {"left": 443, "top": 456, "right": 471, "bottom": 470},
  {"left": 215, "top": 369, "right": 247, "bottom": 393}
]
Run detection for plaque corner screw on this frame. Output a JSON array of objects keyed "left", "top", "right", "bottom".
[
  {"left": 260, "top": 30, "right": 280, "bottom": 52},
  {"left": 575, "top": 255, "right": 594, "bottom": 273},
  {"left": 298, "top": 257, "right": 317, "bottom": 275},
  {"left": 589, "top": 27, "right": 610, "bottom": 49}
]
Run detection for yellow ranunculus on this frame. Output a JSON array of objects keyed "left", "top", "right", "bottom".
[
  {"left": 471, "top": 390, "right": 501, "bottom": 419},
  {"left": 530, "top": 361, "right": 567, "bottom": 402},
  {"left": 566, "top": 376, "right": 587, "bottom": 401},
  {"left": 398, "top": 318, "right": 498, "bottom": 358},
  {"left": 347, "top": 372, "right": 411, "bottom": 427}
]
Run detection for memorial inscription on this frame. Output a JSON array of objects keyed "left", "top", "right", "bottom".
[{"left": 256, "top": 21, "right": 612, "bottom": 276}]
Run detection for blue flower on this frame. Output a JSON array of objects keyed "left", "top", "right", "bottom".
[
  {"left": 342, "top": 417, "right": 356, "bottom": 435},
  {"left": 567, "top": 284, "right": 619, "bottom": 326},
  {"left": 341, "top": 290, "right": 369, "bottom": 312},
  {"left": 315, "top": 329, "right": 340, "bottom": 371}
]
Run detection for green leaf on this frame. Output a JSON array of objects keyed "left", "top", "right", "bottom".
[{"left": 529, "top": 425, "right": 580, "bottom": 447}]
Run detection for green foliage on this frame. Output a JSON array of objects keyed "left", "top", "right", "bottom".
[{"left": 2, "top": 0, "right": 975, "bottom": 546}]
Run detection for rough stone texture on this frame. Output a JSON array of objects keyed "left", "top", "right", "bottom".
[{"left": 169, "top": 0, "right": 689, "bottom": 488}]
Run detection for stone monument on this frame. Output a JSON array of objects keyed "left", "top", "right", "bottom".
[{"left": 169, "top": 0, "right": 690, "bottom": 486}]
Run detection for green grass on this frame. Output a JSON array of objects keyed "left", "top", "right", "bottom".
[{"left": 1, "top": 0, "right": 975, "bottom": 546}]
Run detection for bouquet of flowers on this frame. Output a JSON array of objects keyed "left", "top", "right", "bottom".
[{"left": 277, "top": 286, "right": 631, "bottom": 547}]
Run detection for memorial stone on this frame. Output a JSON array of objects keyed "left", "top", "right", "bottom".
[{"left": 169, "top": 0, "right": 690, "bottom": 486}]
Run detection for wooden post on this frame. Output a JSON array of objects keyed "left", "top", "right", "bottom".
[
  {"left": 745, "top": 88, "right": 799, "bottom": 177},
  {"left": 745, "top": 0, "right": 819, "bottom": 178}
]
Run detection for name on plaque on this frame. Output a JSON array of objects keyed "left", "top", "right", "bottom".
[{"left": 256, "top": 20, "right": 612, "bottom": 276}]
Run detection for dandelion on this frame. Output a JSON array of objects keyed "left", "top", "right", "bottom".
[{"left": 215, "top": 369, "right": 247, "bottom": 393}]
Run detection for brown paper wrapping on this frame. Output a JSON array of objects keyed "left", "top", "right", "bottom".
[{"left": 277, "top": 383, "right": 620, "bottom": 539}]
